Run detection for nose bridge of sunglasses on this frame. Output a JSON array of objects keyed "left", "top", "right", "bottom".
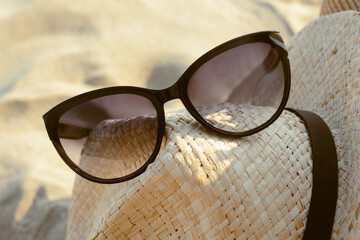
[{"left": 158, "top": 82, "right": 181, "bottom": 104}]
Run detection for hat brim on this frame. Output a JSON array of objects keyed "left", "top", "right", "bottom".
[{"left": 287, "top": 10, "right": 360, "bottom": 239}]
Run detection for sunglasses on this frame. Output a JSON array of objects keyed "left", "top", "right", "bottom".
[{"left": 43, "top": 31, "right": 291, "bottom": 184}]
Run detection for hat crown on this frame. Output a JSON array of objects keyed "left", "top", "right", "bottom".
[{"left": 67, "top": 109, "right": 313, "bottom": 239}]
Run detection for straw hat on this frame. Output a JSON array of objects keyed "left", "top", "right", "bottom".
[{"left": 66, "top": 9, "right": 360, "bottom": 240}]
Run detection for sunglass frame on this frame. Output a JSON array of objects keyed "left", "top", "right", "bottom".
[{"left": 43, "top": 31, "right": 291, "bottom": 184}]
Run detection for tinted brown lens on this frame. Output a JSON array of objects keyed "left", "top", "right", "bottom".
[
  {"left": 187, "top": 42, "right": 285, "bottom": 133},
  {"left": 58, "top": 94, "right": 158, "bottom": 179}
]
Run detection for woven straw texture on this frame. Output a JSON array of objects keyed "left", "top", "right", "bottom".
[
  {"left": 320, "top": 0, "right": 360, "bottom": 15},
  {"left": 286, "top": 11, "right": 360, "bottom": 239},
  {"left": 66, "top": 11, "right": 360, "bottom": 240},
  {"left": 67, "top": 109, "right": 313, "bottom": 240}
]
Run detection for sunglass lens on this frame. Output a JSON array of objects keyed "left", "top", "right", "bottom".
[
  {"left": 57, "top": 94, "right": 158, "bottom": 179},
  {"left": 187, "top": 42, "right": 285, "bottom": 133}
]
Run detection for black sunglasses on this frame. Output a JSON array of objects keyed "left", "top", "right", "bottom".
[{"left": 43, "top": 31, "right": 291, "bottom": 184}]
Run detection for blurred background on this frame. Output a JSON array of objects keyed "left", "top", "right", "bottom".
[{"left": 0, "top": 0, "right": 321, "bottom": 239}]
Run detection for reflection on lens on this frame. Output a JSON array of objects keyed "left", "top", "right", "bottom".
[
  {"left": 58, "top": 94, "right": 158, "bottom": 179},
  {"left": 187, "top": 42, "right": 285, "bottom": 133}
]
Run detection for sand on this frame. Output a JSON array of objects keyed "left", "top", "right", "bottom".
[{"left": 0, "top": 0, "right": 321, "bottom": 239}]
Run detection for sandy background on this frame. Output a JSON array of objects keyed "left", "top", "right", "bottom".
[{"left": 0, "top": 0, "right": 321, "bottom": 239}]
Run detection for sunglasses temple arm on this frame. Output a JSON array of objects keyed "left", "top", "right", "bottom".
[
  {"left": 57, "top": 122, "right": 92, "bottom": 139},
  {"left": 226, "top": 48, "right": 280, "bottom": 102}
]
